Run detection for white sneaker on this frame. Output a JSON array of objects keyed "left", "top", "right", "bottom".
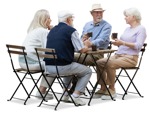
[
  {"left": 36, "top": 91, "right": 53, "bottom": 100},
  {"left": 101, "top": 93, "right": 117, "bottom": 100},
  {"left": 101, "top": 89, "right": 117, "bottom": 100},
  {"left": 92, "top": 90, "right": 106, "bottom": 98},
  {"left": 71, "top": 95, "right": 86, "bottom": 106},
  {"left": 61, "top": 95, "right": 70, "bottom": 102},
  {"left": 92, "top": 94, "right": 103, "bottom": 98}
]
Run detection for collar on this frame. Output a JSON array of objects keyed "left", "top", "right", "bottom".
[{"left": 91, "top": 21, "right": 101, "bottom": 26}]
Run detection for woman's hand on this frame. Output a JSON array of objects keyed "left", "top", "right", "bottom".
[{"left": 112, "top": 39, "right": 124, "bottom": 46}]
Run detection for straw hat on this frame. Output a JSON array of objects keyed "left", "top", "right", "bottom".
[{"left": 90, "top": 4, "right": 105, "bottom": 12}]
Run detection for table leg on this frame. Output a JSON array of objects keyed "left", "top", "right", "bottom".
[{"left": 88, "top": 52, "right": 115, "bottom": 106}]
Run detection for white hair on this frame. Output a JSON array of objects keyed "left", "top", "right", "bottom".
[
  {"left": 124, "top": 8, "right": 142, "bottom": 23},
  {"left": 57, "top": 10, "right": 73, "bottom": 22},
  {"left": 27, "top": 9, "right": 50, "bottom": 33}
]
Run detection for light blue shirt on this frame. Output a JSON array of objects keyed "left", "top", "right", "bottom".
[
  {"left": 81, "top": 19, "right": 112, "bottom": 49},
  {"left": 116, "top": 25, "right": 147, "bottom": 55}
]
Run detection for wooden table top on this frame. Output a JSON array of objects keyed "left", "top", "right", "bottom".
[{"left": 86, "top": 49, "right": 117, "bottom": 54}]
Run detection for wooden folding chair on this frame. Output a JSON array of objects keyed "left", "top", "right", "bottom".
[
  {"left": 115, "top": 43, "right": 147, "bottom": 99},
  {"left": 6, "top": 44, "right": 45, "bottom": 105},
  {"left": 35, "top": 47, "right": 78, "bottom": 110}
]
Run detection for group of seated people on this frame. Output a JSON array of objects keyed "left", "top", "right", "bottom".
[{"left": 18, "top": 3, "right": 147, "bottom": 106}]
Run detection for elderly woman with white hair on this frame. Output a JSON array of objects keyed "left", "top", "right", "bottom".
[
  {"left": 44, "top": 10, "right": 92, "bottom": 106},
  {"left": 19, "top": 9, "right": 54, "bottom": 100},
  {"left": 94, "top": 7, "right": 147, "bottom": 99}
]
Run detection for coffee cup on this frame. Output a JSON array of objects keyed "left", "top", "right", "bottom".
[
  {"left": 112, "top": 33, "right": 118, "bottom": 40},
  {"left": 92, "top": 45, "right": 97, "bottom": 51},
  {"left": 87, "top": 32, "right": 93, "bottom": 37}
]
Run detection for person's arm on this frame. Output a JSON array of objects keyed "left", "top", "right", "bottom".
[
  {"left": 81, "top": 21, "right": 92, "bottom": 41},
  {"left": 112, "top": 26, "right": 146, "bottom": 50},
  {"left": 81, "top": 21, "right": 112, "bottom": 48},
  {"left": 71, "top": 31, "right": 89, "bottom": 53},
  {"left": 91, "top": 23, "right": 112, "bottom": 47},
  {"left": 112, "top": 39, "right": 135, "bottom": 48},
  {"left": 79, "top": 46, "right": 89, "bottom": 53}
]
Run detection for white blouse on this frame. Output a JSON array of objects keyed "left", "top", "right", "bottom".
[{"left": 19, "top": 27, "right": 49, "bottom": 64}]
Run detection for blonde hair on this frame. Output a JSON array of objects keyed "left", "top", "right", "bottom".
[{"left": 27, "top": 9, "right": 50, "bottom": 33}]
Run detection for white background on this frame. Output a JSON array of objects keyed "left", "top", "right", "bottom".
[{"left": 0, "top": 0, "right": 149, "bottom": 114}]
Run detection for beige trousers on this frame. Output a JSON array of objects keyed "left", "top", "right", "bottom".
[
  {"left": 74, "top": 53, "right": 104, "bottom": 66},
  {"left": 96, "top": 54, "right": 138, "bottom": 85}
]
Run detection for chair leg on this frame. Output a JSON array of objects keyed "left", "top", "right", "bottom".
[
  {"left": 115, "top": 69, "right": 126, "bottom": 94},
  {"left": 38, "top": 76, "right": 56, "bottom": 107},
  {"left": 69, "top": 76, "right": 91, "bottom": 96},
  {"left": 55, "top": 76, "right": 78, "bottom": 110},
  {"left": 24, "top": 73, "right": 44, "bottom": 105},
  {"left": 122, "top": 69, "right": 143, "bottom": 99},
  {"left": 68, "top": 77, "right": 78, "bottom": 94},
  {"left": 116, "top": 68, "right": 143, "bottom": 100},
  {"left": 39, "top": 75, "right": 78, "bottom": 110},
  {"left": 8, "top": 72, "right": 29, "bottom": 102}
]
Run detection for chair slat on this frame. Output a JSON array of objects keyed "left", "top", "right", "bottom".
[
  {"left": 38, "top": 54, "right": 57, "bottom": 59},
  {"left": 8, "top": 50, "right": 27, "bottom": 55},
  {"left": 36, "top": 47, "right": 55, "bottom": 53},
  {"left": 6, "top": 44, "right": 25, "bottom": 49}
]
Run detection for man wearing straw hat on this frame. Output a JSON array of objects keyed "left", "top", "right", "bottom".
[{"left": 74, "top": 3, "right": 112, "bottom": 97}]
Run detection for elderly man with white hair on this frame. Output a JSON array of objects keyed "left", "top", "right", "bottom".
[
  {"left": 44, "top": 10, "right": 92, "bottom": 106},
  {"left": 74, "top": 3, "right": 112, "bottom": 98},
  {"left": 75, "top": 3, "right": 112, "bottom": 65}
]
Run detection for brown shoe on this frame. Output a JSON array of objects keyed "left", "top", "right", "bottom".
[
  {"left": 95, "top": 89, "right": 106, "bottom": 94},
  {"left": 101, "top": 89, "right": 117, "bottom": 100},
  {"left": 93, "top": 89, "right": 106, "bottom": 98},
  {"left": 104, "top": 88, "right": 116, "bottom": 95}
]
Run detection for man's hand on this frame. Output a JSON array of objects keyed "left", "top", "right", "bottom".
[
  {"left": 82, "top": 34, "right": 89, "bottom": 42},
  {"left": 84, "top": 39, "right": 92, "bottom": 47}
]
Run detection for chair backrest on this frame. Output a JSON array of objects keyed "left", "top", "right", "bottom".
[
  {"left": 107, "top": 41, "right": 112, "bottom": 50},
  {"left": 104, "top": 41, "right": 112, "bottom": 57},
  {"left": 137, "top": 43, "right": 147, "bottom": 68},
  {"left": 6, "top": 44, "right": 30, "bottom": 72},
  {"left": 34, "top": 47, "right": 58, "bottom": 74}
]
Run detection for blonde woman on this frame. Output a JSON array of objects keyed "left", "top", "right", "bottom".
[{"left": 19, "top": 9, "right": 53, "bottom": 100}]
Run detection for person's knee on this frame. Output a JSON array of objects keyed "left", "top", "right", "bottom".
[
  {"left": 89, "top": 67, "right": 92, "bottom": 73},
  {"left": 86, "top": 67, "right": 92, "bottom": 76},
  {"left": 81, "top": 66, "right": 92, "bottom": 77}
]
